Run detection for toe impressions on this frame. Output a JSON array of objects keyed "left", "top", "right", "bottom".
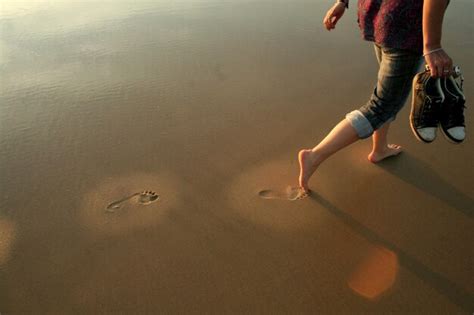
[
  {"left": 258, "top": 186, "right": 309, "bottom": 201},
  {"left": 106, "top": 190, "right": 160, "bottom": 212}
]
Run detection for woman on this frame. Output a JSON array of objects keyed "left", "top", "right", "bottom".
[{"left": 298, "top": 0, "right": 453, "bottom": 192}]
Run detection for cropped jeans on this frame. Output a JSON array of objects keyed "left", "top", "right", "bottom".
[{"left": 346, "top": 44, "right": 423, "bottom": 139}]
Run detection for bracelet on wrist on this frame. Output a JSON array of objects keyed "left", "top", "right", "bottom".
[{"left": 423, "top": 48, "right": 443, "bottom": 57}]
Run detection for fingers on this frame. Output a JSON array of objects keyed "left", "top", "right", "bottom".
[
  {"left": 444, "top": 58, "right": 454, "bottom": 76},
  {"left": 431, "top": 63, "right": 441, "bottom": 78},
  {"left": 430, "top": 61, "right": 452, "bottom": 78},
  {"left": 324, "top": 12, "right": 339, "bottom": 30},
  {"left": 333, "top": 14, "right": 342, "bottom": 25},
  {"left": 323, "top": 3, "right": 345, "bottom": 30},
  {"left": 425, "top": 50, "right": 453, "bottom": 78},
  {"left": 323, "top": 11, "right": 335, "bottom": 30}
]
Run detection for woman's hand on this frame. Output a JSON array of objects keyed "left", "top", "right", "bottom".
[
  {"left": 323, "top": 2, "right": 346, "bottom": 31},
  {"left": 422, "top": 0, "right": 451, "bottom": 77},
  {"left": 424, "top": 48, "right": 453, "bottom": 78}
]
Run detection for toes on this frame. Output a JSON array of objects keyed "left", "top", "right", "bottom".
[{"left": 387, "top": 144, "right": 402, "bottom": 151}]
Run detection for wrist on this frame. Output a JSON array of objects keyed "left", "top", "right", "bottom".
[
  {"left": 422, "top": 47, "right": 444, "bottom": 57},
  {"left": 423, "top": 43, "right": 441, "bottom": 53},
  {"left": 337, "top": 0, "right": 348, "bottom": 8}
]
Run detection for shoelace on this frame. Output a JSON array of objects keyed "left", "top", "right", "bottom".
[
  {"left": 445, "top": 98, "right": 466, "bottom": 126},
  {"left": 419, "top": 96, "right": 442, "bottom": 126}
]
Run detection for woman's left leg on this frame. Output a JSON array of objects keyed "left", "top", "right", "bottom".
[
  {"left": 368, "top": 122, "right": 402, "bottom": 163},
  {"left": 357, "top": 46, "right": 423, "bottom": 163}
]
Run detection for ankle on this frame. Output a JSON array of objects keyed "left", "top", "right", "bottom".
[
  {"left": 309, "top": 149, "right": 327, "bottom": 165},
  {"left": 372, "top": 144, "right": 388, "bottom": 153}
]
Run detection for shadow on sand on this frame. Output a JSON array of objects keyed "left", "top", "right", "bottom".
[
  {"left": 376, "top": 153, "right": 473, "bottom": 218},
  {"left": 310, "top": 191, "right": 474, "bottom": 312}
]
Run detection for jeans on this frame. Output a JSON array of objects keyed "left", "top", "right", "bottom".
[{"left": 346, "top": 44, "right": 423, "bottom": 139}]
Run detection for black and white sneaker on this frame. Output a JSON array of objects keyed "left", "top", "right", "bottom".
[
  {"left": 410, "top": 70, "right": 444, "bottom": 143},
  {"left": 440, "top": 75, "right": 466, "bottom": 143}
]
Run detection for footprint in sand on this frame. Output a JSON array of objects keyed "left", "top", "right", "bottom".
[
  {"left": 258, "top": 186, "right": 309, "bottom": 201},
  {"left": 106, "top": 190, "right": 160, "bottom": 212}
]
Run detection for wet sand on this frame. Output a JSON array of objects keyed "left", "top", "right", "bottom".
[{"left": 0, "top": 0, "right": 473, "bottom": 313}]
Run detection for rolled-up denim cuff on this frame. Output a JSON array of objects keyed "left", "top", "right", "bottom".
[{"left": 345, "top": 110, "right": 374, "bottom": 139}]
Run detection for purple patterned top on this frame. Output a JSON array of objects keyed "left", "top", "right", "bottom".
[{"left": 355, "top": 0, "right": 424, "bottom": 54}]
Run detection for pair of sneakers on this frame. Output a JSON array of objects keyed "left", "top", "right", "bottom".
[{"left": 410, "top": 66, "right": 466, "bottom": 143}]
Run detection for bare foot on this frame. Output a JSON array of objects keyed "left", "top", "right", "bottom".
[
  {"left": 298, "top": 149, "right": 320, "bottom": 192},
  {"left": 367, "top": 144, "right": 403, "bottom": 163}
]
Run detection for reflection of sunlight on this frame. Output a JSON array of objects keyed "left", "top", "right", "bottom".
[
  {"left": 0, "top": 1, "right": 193, "bottom": 91},
  {"left": 348, "top": 246, "right": 399, "bottom": 300},
  {"left": 0, "top": 218, "right": 17, "bottom": 266},
  {"left": 0, "top": 0, "right": 52, "bottom": 17},
  {"left": 0, "top": 1, "right": 152, "bottom": 22},
  {"left": 79, "top": 172, "right": 180, "bottom": 237},
  {"left": 0, "top": 39, "right": 14, "bottom": 66},
  {"left": 0, "top": 0, "right": 208, "bottom": 32}
]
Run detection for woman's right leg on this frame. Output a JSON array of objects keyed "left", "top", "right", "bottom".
[
  {"left": 298, "top": 118, "right": 359, "bottom": 191},
  {"left": 298, "top": 45, "right": 422, "bottom": 191}
]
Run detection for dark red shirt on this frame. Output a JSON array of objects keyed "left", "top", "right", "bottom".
[{"left": 356, "top": 0, "right": 424, "bottom": 54}]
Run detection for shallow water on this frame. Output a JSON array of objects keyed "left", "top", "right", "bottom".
[{"left": 1, "top": 0, "right": 473, "bottom": 313}]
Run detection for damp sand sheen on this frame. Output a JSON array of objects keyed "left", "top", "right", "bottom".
[
  {"left": 1, "top": 0, "right": 473, "bottom": 314},
  {"left": 106, "top": 190, "right": 160, "bottom": 212},
  {"left": 104, "top": 186, "right": 304, "bottom": 214},
  {"left": 78, "top": 173, "right": 181, "bottom": 237},
  {"left": 258, "top": 186, "right": 308, "bottom": 201},
  {"left": 106, "top": 185, "right": 305, "bottom": 212}
]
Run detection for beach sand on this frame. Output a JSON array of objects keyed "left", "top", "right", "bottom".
[{"left": 0, "top": 0, "right": 473, "bottom": 313}]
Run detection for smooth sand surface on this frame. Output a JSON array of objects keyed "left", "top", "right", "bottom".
[
  {"left": 79, "top": 172, "right": 180, "bottom": 237},
  {"left": 0, "top": 0, "right": 473, "bottom": 313}
]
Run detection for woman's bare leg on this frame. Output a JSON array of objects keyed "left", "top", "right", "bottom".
[
  {"left": 298, "top": 118, "right": 359, "bottom": 191},
  {"left": 367, "top": 122, "right": 403, "bottom": 163}
]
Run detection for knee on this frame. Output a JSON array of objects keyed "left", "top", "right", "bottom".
[{"left": 358, "top": 98, "right": 403, "bottom": 132}]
